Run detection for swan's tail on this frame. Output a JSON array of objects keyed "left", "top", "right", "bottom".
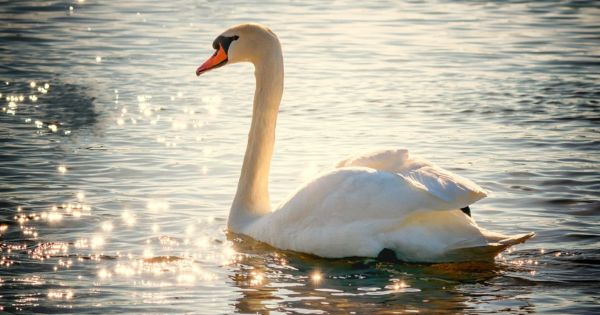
[{"left": 444, "top": 232, "right": 535, "bottom": 262}]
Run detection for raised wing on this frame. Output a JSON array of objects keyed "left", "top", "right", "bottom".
[{"left": 336, "top": 148, "right": 488, "bottom": 209}]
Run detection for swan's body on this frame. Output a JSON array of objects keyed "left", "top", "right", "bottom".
[{"left": 196, "top": 23, "right": 533, "bottom": 262}]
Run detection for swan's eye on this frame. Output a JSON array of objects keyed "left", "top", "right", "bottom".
[{"left": 232, "top": 35, "right": 239, "bottom": 40}]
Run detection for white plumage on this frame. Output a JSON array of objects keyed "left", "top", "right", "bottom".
[
  {"left": 244, "top": 149, "right": 531, "bottom": 262},
  {"left": 196, "top": 23, "right": 533, "bottom": 263}
]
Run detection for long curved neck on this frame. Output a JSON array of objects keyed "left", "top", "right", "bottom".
[{"left": 229, "top": 44, "right": 284, "bottom": 231}]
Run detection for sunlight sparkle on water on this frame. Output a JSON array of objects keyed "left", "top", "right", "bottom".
[
  {"left": 143, "top": 248, "right": 154, "bottom": 259},
  {"left": 114, "top": 263, "right": 136, "bottom": 277},
  {"left": 47, "top": 211, "right": 63, "bottom": 223},
  {"left": 393, "top": 281, "right": 407, "bottom": 291},
  {"left": 98, "top": 268, "right": 112, "bottom": 279},
  {"left": 121, "top": 211, "right": 136, "bottom": 226},
  {"left": 250, "top": 271, "right": 265, "bottom": 286},
  {"left": 58, "top": 165, "right": 67, "bottom": 174},
  {"left": 311, "top": 271, "right": 323, "bottom": 284},
  {"left": 74, "top": 238, "right": 88, "bottom": 249},
  {"left": 48, "top": 289, "right": 74, "bottom": 300},
  {"left": 147, "top": 200, "right": 169, "bottom": 213},
  {"left": 90, "top": 235, "right": 105, "bottom": 249},
  {"left": 95, "top": 56, "right": 102, "bottom": 63}
]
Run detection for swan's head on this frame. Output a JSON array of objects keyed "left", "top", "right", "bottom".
[{"left": 196, "top": 23, "right": 280, "bottom": 76}]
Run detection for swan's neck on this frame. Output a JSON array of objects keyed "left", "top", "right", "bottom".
[{"left": 229, "top": 46, "right": 284, "bottom": 231}]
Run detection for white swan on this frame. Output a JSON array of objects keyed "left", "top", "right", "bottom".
[{"left": 196, "top": 23, "right": 533, "bottom": 262}]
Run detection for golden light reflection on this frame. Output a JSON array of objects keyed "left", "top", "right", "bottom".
[
  {"left": 393, "top": 281, "right": 407, "bottom": 291},
  {"left": 114, "top": 263, "right": 136, "bottom": 277},
  {"left": 121, "top": 211, "right": 136, "bottom": 226},
  {"left": 47, "top": 211, "right": 63, "bottom": 223},
  {"left": 98, "top": 268, "right": 112, "bottom": 279},
  {"left": 101, "top": 221, "right": 113, "bottom": 232},
  {"left": 30, "top": 242, "right": 69, "bottom": 260},
  {"left": 159, "top": 235, "right": 180, "bottom": 247},
  {"left": 90, "top": 235, "right": 105, "bottom": 249},
  {"left": 74, "top": 238, "right": 88, "bottom": 249},
  {"left": 143, "top": 248, "right": 154, "bottom": 259},
  {"left": 249, "top": 271, "right": 265, "bottom": 286},
  {"left": 221, "top": 246, "right": 237, "bottom": 265},
  {"left": 311, "top": 271, "right": 323, "bottom": 284},
  {"left": 57, "top": 165, "right": 67, "bottom": 174},
  {"left": 382, "top": 279, "right": 417, "bottom": 293},
  {"left": 146, "top": 200, "right": 169, "bottom": 213},
  {"left": 48, "top": 289, "right": 74, "bottom": 300}
]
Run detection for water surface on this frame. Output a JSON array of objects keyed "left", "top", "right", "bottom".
[{"left": 1, "top": 0, "right": 599, "bottom": 313}]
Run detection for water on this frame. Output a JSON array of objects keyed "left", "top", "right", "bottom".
[{"left": 1, "top": 0, "right": 599, "bottom": 313}]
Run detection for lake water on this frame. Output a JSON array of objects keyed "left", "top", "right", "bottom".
[{"left": 1, "top": 0, "right": 599, "bottom": 313}]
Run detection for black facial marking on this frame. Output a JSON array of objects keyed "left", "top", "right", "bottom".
[{"left": 212, "top": 35, "right": 239, "bottom": 53}]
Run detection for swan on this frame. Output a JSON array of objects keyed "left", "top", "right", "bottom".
[{"left": 195, "top": 23, "right": 533, "bottom": 263}]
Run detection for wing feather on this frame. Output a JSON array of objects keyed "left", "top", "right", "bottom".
[{"left": 336, "top": 148, "right": 488, "bottom": 208}]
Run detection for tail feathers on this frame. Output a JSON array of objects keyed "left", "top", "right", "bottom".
[
  {"left": 494, "top": 232, "right": 535, "bottom": 247},
  {"left": 444, "top": 232, "right": 535, "bottom": 262}
]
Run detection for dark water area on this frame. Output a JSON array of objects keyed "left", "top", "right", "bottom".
[{"left": 1, "top": 0, "right": 599, "bottom": 314}]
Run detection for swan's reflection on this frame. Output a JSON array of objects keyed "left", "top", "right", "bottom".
[{"left": 227, "top": 232, "right": 536, "bottom": 313}]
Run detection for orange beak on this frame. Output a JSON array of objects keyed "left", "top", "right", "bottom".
[{"left": 196, "top": 44, "right": 228, "bottom": 76}]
